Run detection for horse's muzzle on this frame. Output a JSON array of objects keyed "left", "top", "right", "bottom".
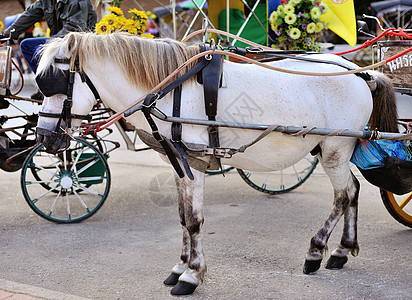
[{"left": 36, "top": 127, "right": 71, "bottom": 154}]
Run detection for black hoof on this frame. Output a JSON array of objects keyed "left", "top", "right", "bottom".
[
  {"left": 170, "top": 281, "right": 197, "bottom": 296},
  {"left": 326, "top": 255, "right": 348, "bottom": 270},
  {"left": 303, "top": 259, "right": 322, "bottom": 274},
  {"left": 163, "top": 272, "right": 181, "bottom": 286}
]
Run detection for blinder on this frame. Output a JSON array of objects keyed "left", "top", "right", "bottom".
[
  {"left": 36, "top": 57, "right": 100, "bottom": 153},
  {"left": 35, "top": 65, "right": 70, "bottom": 97}
]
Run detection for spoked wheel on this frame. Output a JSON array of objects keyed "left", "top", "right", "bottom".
[
  {"left": 20, "top": 138, "right": 111, "bottom": 223},
  {"left": 205, "top": 166, "right": 234, "bottom": 175},
  {"left": 380, "top": 189, "right": 412, "bottom": 228},
  {"left": 237, "top": 155, "right": 318, "bottom": 194}
]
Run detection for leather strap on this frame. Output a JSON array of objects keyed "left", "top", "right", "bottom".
[
  {"left": 138, "top": 58, "right": 212, "bottom": 179},
  {"left": 142, "top": 94, "right": 185, "bottom": 178},
  {"left": 38, "top": 111, "right": 92, "bottom": 121},
  {"left": 171, "top": 85, "right": 182, "bottom": 142}
]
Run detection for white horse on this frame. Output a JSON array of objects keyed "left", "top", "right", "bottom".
[{"left": 35, "top": 32, "right": 398, "bottom": 296}]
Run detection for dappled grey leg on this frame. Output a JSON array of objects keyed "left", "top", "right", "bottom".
[
  {"left": 164, "top": 174, "right": 190, "bottom": 286},
  {"left": 327, "top": 175, "right": 360, "bottom": 270},
  {"left": 167, "top": 169, "right": 206, "bottom": 296},
  {"left": 303, "top": 192, "right": 346, "bottom": 274},
  {"left": 304, "top": 148, "right": 360, "bottom": 274}
]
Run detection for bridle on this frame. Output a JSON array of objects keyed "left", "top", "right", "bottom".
[{"left": 36, "top": 57, "right": 101, "bottom": 145}]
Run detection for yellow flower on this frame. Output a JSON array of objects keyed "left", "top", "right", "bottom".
[
  {"left": 102, "top": 14, "right": 120, "bottom": 31},
  {"left": 310, "top": 7, "right": 321, "bottom": 20},
  {"left": 315, "top": 22, "right": 324, "bottom": 33},
  {"left": 127, "top": 27, "right": 138, "bottom": 35},
  {"left": 0, "top": 21, "right": 4, "bottom": 30},
  {"left": 319, "top": 2, "right": 328, "bottom": 13},
  {"left": 306, "top": 22, "right": 316, "bottom": 33},
  {"left": 129, "top": 9, "right": 148, "bottom": 21},
  {"left": 284, "top": 4, "right": 295, "bottom": 14},
  {"left": 284, "top": 13, "right": 297, "bottom": 25},
  {"left": 277, "top": 5, "right": 284, "bottom": 14},
  {"left": 289, "top": 0, "right": 301, "bottom": 5},
  {"left": 140, "top": 33, "right": 154, "bottom": 39},
  {"left": 122, "top": 18, "right": 137, "bottom": 34},
  {"left": 269, "top": 11, "right": 278, "bottom": 24},
  {"left": 108, "top": 6, "right": 123, "bottom": 16},
  {"left": 271, "top": 22, "right": 278, "bottom": 32},
  {"left": 289, "top": 27, "right": 301, "bottom": 40},
  {"left": 136, "top": 20, "right": 148, "bottom": 33},
  {"left": 95, "top": 20, "right": 110, "bottom": 35},
  {"left": 116, "top": 15, "right": 127, "bottom": 27}
]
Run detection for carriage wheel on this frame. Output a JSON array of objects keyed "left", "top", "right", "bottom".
[
  {"left": 28, "top": 136, "right": 104, "bottom": 193},
  {"left": 380, "top": 189, "right": 412, "bottom": 228},
  {"left": 205, "top": 166, "right": 234, "bottom": 175},
  {"left": 20, "top": 138, "right": 111, "bottom": 223},
  {"left": 237, "top": 155, "right": 318, "bottom": 194}
]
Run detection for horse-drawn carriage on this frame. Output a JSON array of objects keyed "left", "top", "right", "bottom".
[
  {"left": 1, "top": 31, "right": 319, "bottom": 223},
  {"left": 1, "top": 0, "right": 412, "bottom": 295}
]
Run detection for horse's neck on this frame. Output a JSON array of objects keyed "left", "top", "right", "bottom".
[{"left": 84, "top": 59, "right": 150, "bottom": 125}]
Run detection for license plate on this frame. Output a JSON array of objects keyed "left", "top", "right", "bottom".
[{"left": 378, "top": 40, "right": 412, "bottom": 89}]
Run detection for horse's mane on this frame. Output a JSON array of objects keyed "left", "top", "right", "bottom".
[{"left": 38, "top": 32, "right": 201, "bottom": 88}]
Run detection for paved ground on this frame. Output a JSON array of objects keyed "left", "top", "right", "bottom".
[{"left": 0, "top": 69, "right": 410, "bottom": 299}]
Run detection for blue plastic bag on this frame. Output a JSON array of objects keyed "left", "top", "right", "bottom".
[{"left": 351, "top": 139, "right": 412, "bottom": 170}]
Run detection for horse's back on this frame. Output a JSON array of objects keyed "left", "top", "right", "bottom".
[{"left": 213, "top": 54, "right": 373, "bottom": 171}]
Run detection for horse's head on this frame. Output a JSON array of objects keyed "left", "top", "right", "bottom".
[{"left": 35, "top": 36, "right": 97, "bottom": 154}]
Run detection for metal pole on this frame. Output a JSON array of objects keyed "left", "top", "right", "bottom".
[
  {"left": 150, "top": 109, "right": 412, "bottom": 141},
  {"left": 232, "top": 0, "right": 261, "bottom": 46},
  {"left": 188, "top": 0, "right": 226, "bottom": 41},
  {"left": 172, "top": 0, "right": 177, "bottom": 39},
  {"left": 227, "top": 0, "right": 230, "bottom": 44},
  {"left": 182, "top": 0, "right": 207, "bottom": 41}
]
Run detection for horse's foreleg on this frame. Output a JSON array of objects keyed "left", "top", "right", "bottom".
[
  {"left": 169, "top": 169, "right": 206, "bottom": 296},
  {"left": 163, "top": 175, "right": 190, "bottom": 286},
  {"left": 326, "top": 173, "right": 360, "bottom": 270}
]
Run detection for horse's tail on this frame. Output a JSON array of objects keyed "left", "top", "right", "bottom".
[{"left": 368, "top": 71, "right": 399, "bottom": 133}]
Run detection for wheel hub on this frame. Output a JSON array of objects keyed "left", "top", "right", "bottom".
[{"left": 60, "top": 176, "right": 73, "bottom": 189}]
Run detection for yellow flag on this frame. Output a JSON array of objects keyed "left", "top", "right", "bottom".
[{"left": 320, "top": 0, "right": 357, "bottom": 47}]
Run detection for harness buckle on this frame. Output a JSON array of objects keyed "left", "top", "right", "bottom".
[
  {"left": 142, "top": 93, "right": 160, "bottom": 109},
  {"left": 205, "top": 147, "right": 233, "bottom": 159},
  {"left": 245, "top": 46, "right": 264, "bottom": 54}
]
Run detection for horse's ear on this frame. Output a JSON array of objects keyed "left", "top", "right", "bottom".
[
  {"left": 64, "top": 33, "right": 80, "bottom": 71},
  {"left": 66, "top": 33, "right": 76, "bottom": 52}
]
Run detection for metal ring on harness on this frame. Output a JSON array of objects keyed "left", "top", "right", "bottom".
[{"left": 205, "top": 39, "right": 216, "bottom": 61}]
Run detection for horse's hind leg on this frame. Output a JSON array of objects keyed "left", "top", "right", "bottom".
[
  {"left": 165, "top": 169, "right": 206, "bottom": 296},
  {"left": 303, "top": 143, "right": 360, "bottom": 274},
  {"left": 326, "top": 172, "right": 360, "bottom": 269}
]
